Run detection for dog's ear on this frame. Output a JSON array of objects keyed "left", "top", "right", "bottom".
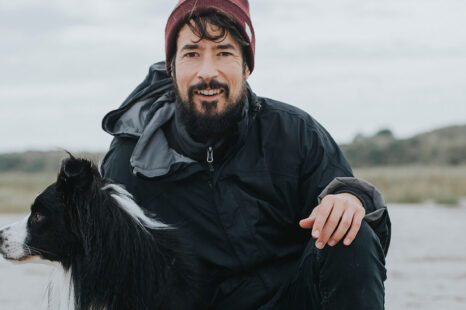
[{"left": 58, "top": 155, "right": 96, "bottom": 192}]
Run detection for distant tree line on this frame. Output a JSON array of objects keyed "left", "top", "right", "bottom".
[
  {"left": 341, "top": 125, "right": 466, "bottom": 167},
  {"left": 0, "top": 125, "right": 465, "bottom": 172},
  {"left": 0, "top": 151, "right": 104, "bottom": 173}
]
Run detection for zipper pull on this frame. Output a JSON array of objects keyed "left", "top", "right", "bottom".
[{"left": 206, "top": 147, "right": 214, "bottom": 172}]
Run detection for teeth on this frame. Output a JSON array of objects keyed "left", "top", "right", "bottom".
[{"left": 198, "top": 89, "right": 221, "bottom": 96}]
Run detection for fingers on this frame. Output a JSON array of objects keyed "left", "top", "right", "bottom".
[
  {"left": 309, "top": 196, "right": 333, "bottom": 240},
  {"left": 315, "top": 203, "right": 344, "bottom": 249},
  {"left": 342, "top": 210, "right": 365, "bottom": 246},
  {"left": 300, "top": 193, "right": 366, "bottom": 250},
  {"left": 327, "top": 209, "right": 355, "bottom": 246}
]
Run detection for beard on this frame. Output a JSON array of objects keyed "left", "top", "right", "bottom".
[{"left": 174, "top": 79, "right": 247, "bottom": 143}]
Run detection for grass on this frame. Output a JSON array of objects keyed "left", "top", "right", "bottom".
[
  {"left": 0, "top": 172, "right": 57, "bottom": 213},
  {"left": 354, "top": 165, "right": 466, "bottom": 205},
  {"left": 0, "top": 166, "right": 465, "bottom": 213}
]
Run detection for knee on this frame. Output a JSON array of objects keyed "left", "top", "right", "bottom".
[
  {"left": 297, "top": 221, "right": 387, "bottom": 308},
  {"left": 321, "top": 222, "right": 387, "bottom": 296},
  {"left": 304, "top": 220, "right": 387, "bottom": 282},
  {"left": 326, "top": 221, "right": 385, "bottom": 269}
]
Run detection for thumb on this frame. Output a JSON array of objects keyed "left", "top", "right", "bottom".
[{"left": 299, "top": 215, "right": 315, "bottom": 229}]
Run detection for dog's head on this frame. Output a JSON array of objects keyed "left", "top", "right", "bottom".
[{"left": 0, "top": 155, "right": 102, "bottom": 265}]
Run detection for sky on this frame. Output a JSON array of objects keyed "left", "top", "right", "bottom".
[{"left": 1, "top": 0, "right": 465, "bottom": 153}]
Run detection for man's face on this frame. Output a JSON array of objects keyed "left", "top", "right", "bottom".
[{"left": 173, "top": 22, "right": 250, "bottom": 117}]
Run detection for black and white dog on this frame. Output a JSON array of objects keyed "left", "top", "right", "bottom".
[{"left": 0, "top": 156, "right": 204, "bottom": 310}]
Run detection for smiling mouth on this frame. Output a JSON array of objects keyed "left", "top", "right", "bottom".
[{"left": 194, "top": 88, "right": 224, "bottom": 99}]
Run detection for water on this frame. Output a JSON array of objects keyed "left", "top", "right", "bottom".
[
  {"left": 384, "top": 203, "right": 466, "bottom": 309},
  {"left": 1, "top": 204, "right": 465, "bottom": 309}
]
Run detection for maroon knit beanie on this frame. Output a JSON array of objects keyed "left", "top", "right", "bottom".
[{"left": 165, "top": 0, "right": 255, "bottom": 75}]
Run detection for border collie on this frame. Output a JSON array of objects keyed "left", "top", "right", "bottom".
[{"left": 0, "top": 156, "right": 204, "bottom": 310}]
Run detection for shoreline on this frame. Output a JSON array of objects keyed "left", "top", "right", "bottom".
[{"left": 1, "top": 204, "right": 465, "bottom": 309}]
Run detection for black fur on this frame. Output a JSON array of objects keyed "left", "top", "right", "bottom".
[{"left": 19, "top": 156, "right": 204, "bottom": 309}]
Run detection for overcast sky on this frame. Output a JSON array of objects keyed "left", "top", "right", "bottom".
[{"left": 1, "top": 0, "right": 465, "bottom": 153}]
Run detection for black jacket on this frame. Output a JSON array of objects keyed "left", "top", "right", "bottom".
[{"left": 101, "top": 61, "right": 391, "bottom": 308}]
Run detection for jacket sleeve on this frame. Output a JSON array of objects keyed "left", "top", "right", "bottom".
[
  {"left": 298, "top": 118, "right": 391, "bottom": 255},
  {"left": 318, "top": 177, "right": 391, "bottom": 256}
]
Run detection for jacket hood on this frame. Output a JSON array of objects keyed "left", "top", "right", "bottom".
[{"left": 102, "top": 61, "right": 174, "bottom": 138}]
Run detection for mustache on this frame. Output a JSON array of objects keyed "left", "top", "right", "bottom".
[{"left": 188, "top": 80, "right": 230, "bottom": 100}]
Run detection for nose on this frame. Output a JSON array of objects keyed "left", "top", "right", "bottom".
[{"left": 197, "top": 55, "right": 219, "bottom": 82}]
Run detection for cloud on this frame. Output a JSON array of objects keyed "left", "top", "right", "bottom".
[{"left": 1, "top": 0, "right": 466, "bottom": 152}]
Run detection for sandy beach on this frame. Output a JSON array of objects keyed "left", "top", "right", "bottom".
[{"left": 0, "top": 203, "right": 465, "bottom": 309}]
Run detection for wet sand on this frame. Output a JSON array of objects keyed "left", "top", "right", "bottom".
[{"left": 0, "top": 204, "right": 465, "bottom": 309}]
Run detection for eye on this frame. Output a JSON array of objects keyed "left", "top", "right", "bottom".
[
  {"left": 30, "top": 212, "right": 45, "bottom": 224},
  {"left": 218, "top": 52, "right": 232, "bottom": 56},
  {"left": 184, "top": 52, "right": 198, "bottom": 58}
]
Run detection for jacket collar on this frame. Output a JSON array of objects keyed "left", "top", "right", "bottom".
[{"left": 102, "top": 61, "right": 261, "bottom": 178}]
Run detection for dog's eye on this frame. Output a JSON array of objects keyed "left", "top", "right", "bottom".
[{"left": 31, "top": 213, "right": 45, "bottom": 224}]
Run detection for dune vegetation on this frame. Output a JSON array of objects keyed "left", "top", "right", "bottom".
[
  {"left": 354, "top": 165, "right": 466, "bottom": 205},
  {"left": 0, "top": 125, "right": 465, "bottom": 212}
]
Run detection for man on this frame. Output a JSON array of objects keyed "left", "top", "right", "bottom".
[{"left": 101, "top": 1, "right": 390, "bottom": 309}]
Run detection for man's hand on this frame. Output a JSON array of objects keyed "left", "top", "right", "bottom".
[{"left": 299, "top": 193, "right": 365, "bottom": 249}]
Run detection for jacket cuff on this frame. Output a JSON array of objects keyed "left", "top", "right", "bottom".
[{"left": 318, "top": 177, "right": 385, "bottom": 209}]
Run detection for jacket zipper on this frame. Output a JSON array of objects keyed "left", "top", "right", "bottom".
[
  {"left": 206, "top": 146, "right": 214, "bottom": 172},
  {"left": 206, "top": 146, "right": 214, "bottom": 188}
]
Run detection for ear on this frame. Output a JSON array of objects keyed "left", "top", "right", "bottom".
[
  {"left": 244, "top": 64, "right": 250, "bottom": 80},
  {"left": 63, "top": 155, "right": 85, "bottom": 178},
  {"left": 58, "top": 155, "right": 95, "bottom": 192},
  {"left": 170, "top": 59, "right": 176, "bottom": 79}
]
